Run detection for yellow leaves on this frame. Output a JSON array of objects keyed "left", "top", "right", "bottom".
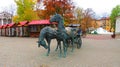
[
  {"left": 23, "top": 9, "right": 39, "bottom": 21},
  {"left": 13, "top": 15, "right": 19, "bottom": 23},
  {"left": 32, "top": 0, "right": 37, "bottom": 3},
  {"left": 15, "top": 0, "right": 40, "bottom": 22}
]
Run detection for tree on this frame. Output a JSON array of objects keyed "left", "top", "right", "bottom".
[
  {"left": 14, "top": 0, "right": 39, "bottom": 22},
  {"left": 35, "top": 0, "right": 45, "bottom": 19},
  {"left": 38, "top": 0, "right": 75, "bottom": 24},
  {"left": 74, "top": 7, "right": 83, "bottom": 24},
  {"left": 13, "top": 15, "right": 19, "bottom": 23},
  {"left": 110, "top": 5, "right": 120, "bottom": 31},
  {"left": 82, "top": 8, "right": 95, "bottom": 32}
]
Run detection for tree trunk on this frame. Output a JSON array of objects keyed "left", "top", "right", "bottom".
[{"left": 111, "top": 21, "right": 116, "bottom": 38}]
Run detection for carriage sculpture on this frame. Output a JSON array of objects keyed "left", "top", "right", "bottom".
[
  {"left": 37, "top": 14, "right": 82, "bottom": 57},
  {"left": 67, "top": 24, "right": 82, "bottom": 49}
]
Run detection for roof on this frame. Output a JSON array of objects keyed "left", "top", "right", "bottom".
[
  {"left": 0, "top": 25, "right": 3, "bottom": 29},
  {"left": 18, "top": 21, "right": 29, "bottom": 26},
  {"left": 3, "top": 24, "right": 9, "bottom": 28},
  {"left": 8, "top": 23, "right": 15, "bottom": 27},
  {"left": 0, "top": 11, "right": 12, "bottom": 19},
  {"left": 101, "top": 17, "right": 110, "bottom": 20},
  {"left": 0, "top": 23, "right": 16, "bottom": 28},
  {"left": 28, "top": 20, "right": 57, "bottom": 25}
]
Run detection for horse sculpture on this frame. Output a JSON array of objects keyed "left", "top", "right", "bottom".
[
  {"left": 38, "top": 14, "right": 75, "bottom": 57},
  {"left": 38, "top": 26, "right": 64, "bottom": 57},
  {"left": 49, "top": 14, "right": 75, "bottom": 53}
]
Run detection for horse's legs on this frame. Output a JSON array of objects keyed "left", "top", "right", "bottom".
[
  {"left": 55, "top": 41, "right": 59, "bottom": 51},
  {"left": 71, "top": 38, "right": 74, "bottom": 52},
  {"left": 55, "top": 45, "right": 59, "bottom": 51},
  {"left": 66, "top": 40, "right": 69, "bottom": 47},
  {"left": 63, "top": 40, "right": 67, "bottom": 57},
  {"left": 46, "top": 38, "right": 51, "bottom": 56},
  {"left": 58, "top": 41, "right": 62, "bottom": 57}
]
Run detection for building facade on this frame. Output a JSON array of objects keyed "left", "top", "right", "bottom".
[
  {"left": 100, "top": 17, "right": 111, "bottom": 31},
  {"left": 116, "top": 16, "right": 120, "bottom": 34},
  {"left": 0, "top": 12, "right": 12, "bottom": 25}
]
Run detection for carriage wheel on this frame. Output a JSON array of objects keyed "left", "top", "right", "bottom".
[{"left": 77, "top": 37, "right": 82, "bottom": 49}]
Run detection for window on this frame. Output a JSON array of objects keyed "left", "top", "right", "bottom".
[{"left": 30, "top": 26, "right": 37, "bottom": 32}]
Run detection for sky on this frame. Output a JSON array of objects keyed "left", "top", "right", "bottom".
[
  {"left": 73, "top": 0, "right": 120, "bottom": 16},
  {"left": 0, "top": 0, "right": 15, "bottom": 12},
  {"left": 0, "top": 0, "right": 120, "bottom": 16}
]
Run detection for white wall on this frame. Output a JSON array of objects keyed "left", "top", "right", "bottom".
[{"left": 116, "top": 17, "right": 120, "bottom": 34}]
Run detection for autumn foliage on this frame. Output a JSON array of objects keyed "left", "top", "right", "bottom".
[
  {"left": 38, "top": 0, "right": 75, "bottom": 24},
  {"left": 14, "top": 0, "right": 39, "bottom": 22}
]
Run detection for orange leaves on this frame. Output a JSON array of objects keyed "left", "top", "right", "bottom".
[
  {"left": 40, "top": 0, "right": 75, "bottom": 21},
  {"left": 64, "top": 13, "right": 74, "bottom": 18},
  {"left": 37, "top": 0, "right": 41, "bottom": 2}
]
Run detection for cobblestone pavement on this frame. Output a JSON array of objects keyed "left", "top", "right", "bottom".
[
  {"left": 85, "top": 34, "right": 113, "bottom": 40},
  {"left": 0, "top": 36, "right": 120, "bottom": 67},
  {"left": 85, "top": 34, "right": 120, "bottom": 40}
]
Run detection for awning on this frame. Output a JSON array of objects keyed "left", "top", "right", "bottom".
[
  {"left": 28, "top": 20, "right": 57, "bottom": 25},
  {"left": 0, "top": 25, "right": 3, "bottom": 29},
  {"left": 8, "top": 23, "right": 15, "bottom": 27},
  {"left": 3, "top": 24, "right": 9, "bottom": 28},
  {"left": 18, "top": 21, "right": 29, "bottom": 26}
]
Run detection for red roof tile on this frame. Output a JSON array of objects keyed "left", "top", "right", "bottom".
[
  {"left": 0, "top": 25, "right": 3, "bottom": 29},
  {"left": 3, "top": 24, "right": 9, "bottom": 28},
  {"left": 28, "top": 20, "right": 57, "bottom": 25},
  {"left": 8, "top": 23, "right": 15, "bottom": 27},
  {"left": 18, "top": 21, "right": 29, "bottom": 26}
]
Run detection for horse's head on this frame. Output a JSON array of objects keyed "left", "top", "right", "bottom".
[
  {"left": 38, "top": 40, "right": 48, "bottom": 49},
  {"left": 49, "top": 13, "right": 63, "bottom": 23}
]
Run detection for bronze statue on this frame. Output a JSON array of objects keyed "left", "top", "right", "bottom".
[
  {"left": 38, "top": 14, "right": 81, "bottom": 57},
  {"left": 49, "top": 14, "right": 75, "bottom": 56}
]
